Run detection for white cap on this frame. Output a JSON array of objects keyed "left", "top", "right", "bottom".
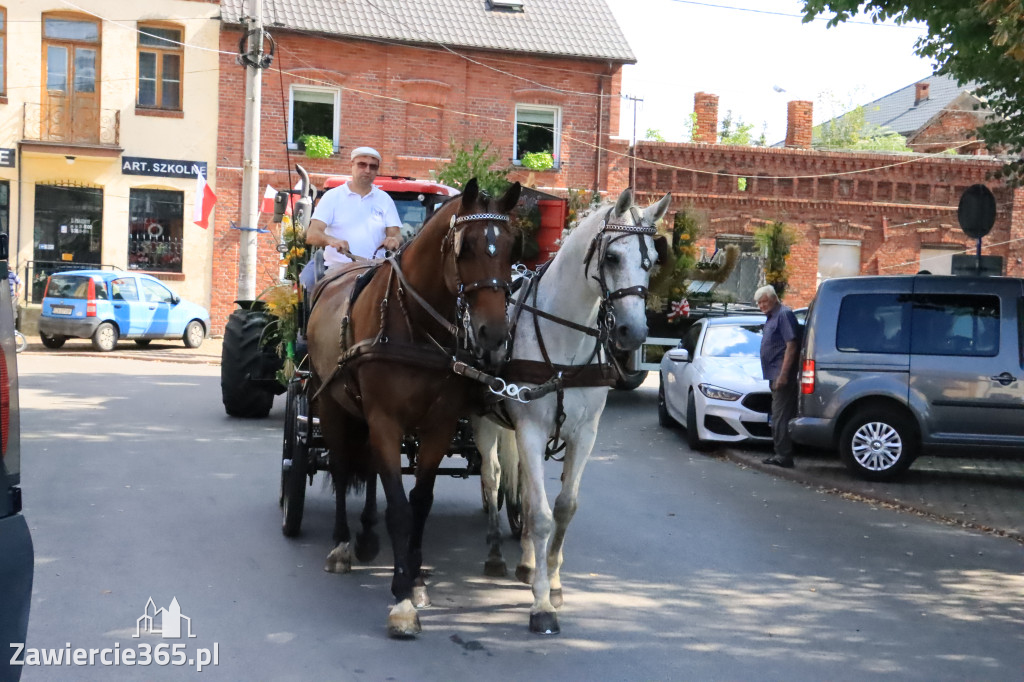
[{"left": 350, "top": 146, "right": 382, "bottom": 162}]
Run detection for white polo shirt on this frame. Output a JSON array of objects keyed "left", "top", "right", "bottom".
[{"left": 312, "top": 182, "right": 400, "bottom": 266}]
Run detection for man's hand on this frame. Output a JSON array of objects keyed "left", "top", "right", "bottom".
[
  {"left": 332, "top": 239, "right": 351, "bottom": 256},
  {"left": 381, "top": 235, "right": 401, "bottom": 252}
]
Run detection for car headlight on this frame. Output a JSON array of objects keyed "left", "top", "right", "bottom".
[{"left": 698, "top": 383, "right": 743, "bottom": 401}]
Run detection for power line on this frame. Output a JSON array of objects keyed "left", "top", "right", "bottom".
[{"left": 665, "top": 0, "right": 925, "bottom": 29}]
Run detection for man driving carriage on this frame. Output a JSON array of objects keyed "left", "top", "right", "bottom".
[{"left": 304, "top": 146, "right": 402, "bottom": 268}]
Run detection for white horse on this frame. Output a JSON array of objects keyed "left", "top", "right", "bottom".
[{"left": 473, "top": 188, "right": 672, "bottom": 634}]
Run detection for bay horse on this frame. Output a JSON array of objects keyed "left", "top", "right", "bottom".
[
  {"left": 474, "top": 188, "right": 672, "bottom": 634},
  {"left": 306, "top": 178, "right": 521, "bottom": 637}
]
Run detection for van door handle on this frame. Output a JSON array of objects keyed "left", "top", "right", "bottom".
[{"left": 990, "top": 372, "right": 1016, "bottom": 385}]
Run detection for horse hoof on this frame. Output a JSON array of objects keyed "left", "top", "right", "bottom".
[
  {"left": 355, "top": 531, "right": 380, "bottom": 562},
  {"left": 387, "top": 599, "right": 421, "bottom": 638},
  {"left": 550, "top": 588, "right": 563, "bottom": 609},
  {"left": 529, "top": 611, "right": 560, "bottom": 635},
  {"left": 412, "top": 584, "right": 431, "bottom": 609},
  {"left": 324, "top": 543, "right": 352, "bottom": 574},
  {"left": 484, "top": 558, "right": 508, "bottom": 578},
  {"left": 515, "top": 565, "right": 533, "bottom": 585}
]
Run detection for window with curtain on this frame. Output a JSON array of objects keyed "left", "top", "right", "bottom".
[
  {"left": 289, "top": 86, "right": 339, "bottom": 149},
  {"left": 514, "top": 104, "right": 560, "bottom": 164},
  {"left": 137, "top": 24, "right": 182, "bottom": 110}
]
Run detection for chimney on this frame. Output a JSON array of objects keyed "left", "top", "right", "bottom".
[
  {"left": 785, "top": 100, "right": 813, "bottom": 149},
  {"left": 915, "top": 81, "right": 930, "bottom": 105},
  {"left": 693, "top": 92, "right": 719, "bottom": 144}
]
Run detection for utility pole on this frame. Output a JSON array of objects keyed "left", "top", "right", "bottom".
[
  {"left": 623, "top": 95, "right": 643, "bottom": 188},
  {"left": 237, "top": 0, "right": 264, "bottom": 301}
]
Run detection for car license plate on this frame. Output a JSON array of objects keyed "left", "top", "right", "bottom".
[{"left": 51, "top": 305, "right": 73, "bottom": 315}]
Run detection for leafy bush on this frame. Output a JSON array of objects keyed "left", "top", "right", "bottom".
[
  {"left": 520, "top": 151, "right": 554, "bottom": 171},
  {"left": 299, "top": 134, "right": 333, "bottom": 159},
  {"left": 434, "top": 140, "right": 511, "bottom": 196},
  {"left": 754, "top": 221, "right": 797, "bottom": 299}
]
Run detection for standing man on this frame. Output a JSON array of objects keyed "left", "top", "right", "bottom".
[
  {"left": 756, "top": 284, "right": 801, "bottom": 468},
  {"left": 305, "top": 147, "right": 402, "bottom": 269}
]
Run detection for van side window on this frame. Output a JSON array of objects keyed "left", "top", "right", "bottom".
[
  {"left": 836, "top": 294, "right": 909, "bottom": 353},
  {"left": 911, "top": 294, "right": 1000, "bottom": 357}
]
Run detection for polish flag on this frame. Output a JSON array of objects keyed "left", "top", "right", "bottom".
[
  {"left": 193, "top": 168, "right": 217, "bottom": 229},
  {"left": 261, "top": 185, "right": 278, "bottom": 214}
]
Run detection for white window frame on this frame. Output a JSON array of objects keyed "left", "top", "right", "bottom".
[
  {"left": 288, "top": 84, "right": 340, "bottom": 151},
  {"left": 919, "top": 245, "right": 962, "bottom": 275},
  {"left": 817, "top": 238, "right": 862, "bottom": 286},
  {"left": 513, "top": 104, "right": 561, "bottom": 167}
]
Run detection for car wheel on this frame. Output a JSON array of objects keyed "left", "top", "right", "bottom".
[
  {"left": 91, "top": 322, "right": 118, "bottom": 352},
  {"left": 39, "top": 333, "right": 66, "bottom": 349},
  {"left": 685, "top": 390, "right": 705, "bottom": 451},
  {"left": 134, "top": 339, "right": 152, "bottom": 347},
  {"left": 839, "top": 408, "right": 918, "bottom": 481},
  {"left": 658, "top": 378, "right": 676, "bottom": 428},
  {"left": 182, "top": 320, "right": 205, "bottom": 348}
]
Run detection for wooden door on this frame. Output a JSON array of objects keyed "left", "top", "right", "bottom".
[{"left": 41, "top": 16, "right": 100, "bottom": 144}]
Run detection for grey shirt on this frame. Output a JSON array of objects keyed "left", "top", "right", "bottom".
[{"left": 760, "top": 303, "right": 801, "bottom": 382}]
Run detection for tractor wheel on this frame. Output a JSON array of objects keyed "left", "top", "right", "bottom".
[{"left": 221, "top": 307, "right": 277, "bottom": 418}]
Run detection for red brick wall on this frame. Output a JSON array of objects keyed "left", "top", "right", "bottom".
[
  {"left": 785, "top": 101, "right": 813, "bottom": 149},
  {"left": 693, "top": 92, "right": 719, "bottom": 144},
  {"left": 212, "top": 28, "right": 626, "bottom": 332},
  {"left": 631, "top": 141, "right": 1021, "bottom": 306},
  {"left": 908, "top": 110, "right": 987, "bottom": 154}
]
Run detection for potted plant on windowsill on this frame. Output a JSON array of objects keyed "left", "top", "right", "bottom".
[{"left": 298, "top": 134, "right": 333, "bottom": 159}]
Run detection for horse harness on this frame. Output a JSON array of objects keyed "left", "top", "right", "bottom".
[
  {"left": 488, "top": 206, "right": 662, "bottom": 459},
  {"left": 312, "top": 210, "right": 513, "bottom": 405}
]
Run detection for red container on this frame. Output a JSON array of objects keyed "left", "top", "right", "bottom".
[{"left": 534, "top": 199, "right": 566, "bottom": 265}]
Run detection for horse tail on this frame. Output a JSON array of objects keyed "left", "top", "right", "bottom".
[{"left": 497, "top": 426, "right": 520, "bottom": 504}]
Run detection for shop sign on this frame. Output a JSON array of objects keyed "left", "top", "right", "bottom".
[
  {"left": 122, "top": 156, "right": 207, "bottom": 179},
  {"left": 0, "top": 148, "right": 14, "bottom": 168}
]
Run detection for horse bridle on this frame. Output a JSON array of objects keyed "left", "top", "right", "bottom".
[
  {"left": 440, "top": 211, "right": 514, "bottom": 351},
  {"left": 583, "top": 206, "right": 662, "bottom": 326}
]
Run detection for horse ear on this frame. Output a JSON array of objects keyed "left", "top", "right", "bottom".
[
  {"left": 654, "top": 235, "right": 669, "bottom": 267},
  {"left": 613, "top": 188, "right": 633, "bottom": 218},
  {"left": 644, "top": 192, "right": 672, "bottom": 225},
  {"left": 462, "top": 178, "right": 480, "bottom": 208},
  {"left": 496, "top": 181, "right": 521, "bottom": 214}
]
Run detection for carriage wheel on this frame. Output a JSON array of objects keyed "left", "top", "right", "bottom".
[
  {"left": 281, "top": 386, "right": 308, "bottom": 537},
  {"left": 279, "top": 378, "right": 300, "bottom": 509},
  {"left": 503, "top": 484, "right": 524, "bottom": 540}
]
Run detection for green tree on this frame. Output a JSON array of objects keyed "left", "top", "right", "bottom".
[
  {"left": 719, "top": 111, "right": 767, "bottom": 146},
  {"left": 801, "top": 1, "right": 1024, "bottom": 181},
  {"left": 434, "top": 140, "right": 510, "bottom": 196},
  {"left": 645, "top": 128, "right": 666, "bottom": 142},
  {"left": 814, "top": 91, "right": 912, "bottom": 151}
]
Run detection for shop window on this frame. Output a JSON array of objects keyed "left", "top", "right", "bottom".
[
  {"left": 129, "top": 188, "right": 183, "bottom": 273},
  {"left": 137, "top": 24, "right": 182, "bottom": 110},
  {"left": 0, "top": 181, "right": 8, "bottom": 234},
  {"left": 514, "top": 104, "right": 560, "bottom": 165},
  {"left": 289, "top": 86, "right": 339, "bottom": 150}
]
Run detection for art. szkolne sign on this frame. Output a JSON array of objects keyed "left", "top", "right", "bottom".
[{"left": 122, "top": 157, "right": 207, "bottom": 179}]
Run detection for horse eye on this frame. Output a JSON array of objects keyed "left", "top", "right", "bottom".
[{"left": 605, "top": 252, "right": 621, "bottom": 266}]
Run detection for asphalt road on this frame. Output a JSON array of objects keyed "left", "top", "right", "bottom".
[{"left": 15, "top": 354, "right": 1024, "bottom": 681}]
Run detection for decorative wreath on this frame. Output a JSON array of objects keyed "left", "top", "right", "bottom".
[{"left": 146, "top": 220, "right": 163, "bottom": 238}]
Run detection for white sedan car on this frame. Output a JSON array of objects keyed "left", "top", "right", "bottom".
[{"left": 658, "top": 315, "right": 772, "bottom": 449}]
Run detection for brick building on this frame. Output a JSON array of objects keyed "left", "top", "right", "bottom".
[
  {"left": 211, "top": 0, "right": 634, "bottom": 331},
  {"left": 631, "top": 90, "right": 1021, "bottom": 307}
]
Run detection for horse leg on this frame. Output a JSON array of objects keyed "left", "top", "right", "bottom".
[
  {"left": 515, "top": 426, "right": 559, "bottom": 635},
  {"left": 474, "top": 417, "right": 507, "bottom": 577},
  {"left": 354, "top": 472, "right": 380, "bottom": 562},
  {"left": 546, "top": 427, "right": 596, "bottom": 609},
  {"left": 514, "top": 456, "right": 536, "bottom": 585},
  {"left": 323, "top": 410, "right": 364, "bottom": 574},
  {"left": 406, "top": 421, "right": 458, "bottom": 608}
]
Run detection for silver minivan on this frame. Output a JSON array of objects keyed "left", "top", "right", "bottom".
[{"left": 790, "top": 274, "right": 1024, "bottom": 480}]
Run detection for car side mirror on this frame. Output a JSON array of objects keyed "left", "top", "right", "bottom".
[
  {"left": 667, "top": 348, "right": 690, "bottom": 363},
  {"left": 171, "top": 295, "right": 180, "bottom": 304}
]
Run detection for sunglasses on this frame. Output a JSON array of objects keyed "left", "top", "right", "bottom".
[{"left": 355, "top": 161, "right": 379, "bottom": 171}]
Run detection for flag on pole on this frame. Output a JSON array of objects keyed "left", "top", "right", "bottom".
[
  {"left": 193, "top": 168, "right": 217, "bottom": 229},
  {"left": 667, "top": 298, "right": 691, "bottom": 321},
  {"left": 261, "top": 185, "right": 278, "bottom": 214}
]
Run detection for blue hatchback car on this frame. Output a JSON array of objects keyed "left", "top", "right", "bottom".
[{"left": 38, "top": 270, "right": 210, "bottom": 352}]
